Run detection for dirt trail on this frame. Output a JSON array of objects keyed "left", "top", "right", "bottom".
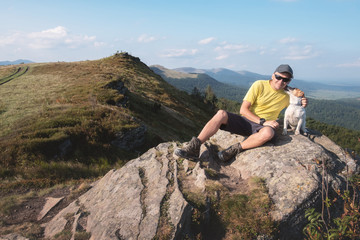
[{"left": 0, "top": 66, "right": 29, "bottom": 85}]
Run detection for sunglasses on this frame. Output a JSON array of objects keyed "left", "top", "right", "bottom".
[{"left": 274, "top": 74, "right": 292, "bottom": 83}]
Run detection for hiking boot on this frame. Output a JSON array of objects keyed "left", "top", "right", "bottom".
[
  {"left": 175, "top": 137, "right": 201, "bottom": 160},
  {"left": 218, "top": 143, "right": 243, "bottom": 162}
]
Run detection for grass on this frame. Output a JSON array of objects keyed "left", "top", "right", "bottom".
[
  {"left": 218, "top": 177, "right": 275, "bottom": 239},
  {"left": 0, "top": 53, "right": 214, "bottom": 185}
]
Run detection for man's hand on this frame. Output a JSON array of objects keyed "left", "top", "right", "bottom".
[
  {"left": 302, "top": 97, "right": 308, "bottom": 108},
  {"left": 264, "top": 120, "right": 279, "bottom": 129}
]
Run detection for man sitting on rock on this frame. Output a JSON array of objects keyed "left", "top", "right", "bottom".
[{"left": 175, "top": 64, "right": 308, "bottom": 162}]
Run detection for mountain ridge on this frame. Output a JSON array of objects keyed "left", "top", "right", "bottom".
[
  {"left": 173, "top": 66, "right": 360, "bottom": 99},
  {"left": 0, "top": 59, "right": 34, "bottom": 65},
  {"left": 150, "top": 65, "right": 248, "bottom": 102}
]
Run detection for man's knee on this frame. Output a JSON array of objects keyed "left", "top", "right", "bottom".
[
  {"left": 215, "top": 110, "right": 228, "bottom": 122},
  {"left": 259, "top": 127, "right": 275, "bottom": 141}
]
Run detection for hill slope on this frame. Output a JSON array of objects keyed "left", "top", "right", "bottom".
[
  {"left": 174, "top": 67, "right": 265, "bottom": 88},
  {"left": 150, "top": 65, "right": 247, "bottom": 102},
  {"left": 0, "top": 53, "right": 214, "bottom": 181}
]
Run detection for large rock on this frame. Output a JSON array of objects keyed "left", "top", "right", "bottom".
[
  {"left": 210, "top": 130, "right": 358, "bottom": 238},
  {"left": 43, "top": 130, "right": 358, "bottom": 239},
  {"left": 44, "top": 142, "right": 191, "bottom": 240}
]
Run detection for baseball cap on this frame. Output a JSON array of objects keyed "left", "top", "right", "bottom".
[{"left": 274, "top": 64, "right": 293, "bottom": 78}]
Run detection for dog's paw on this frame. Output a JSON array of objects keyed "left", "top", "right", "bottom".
[{"left": 282, "top": 129, "right": 288, "bottom": 135}]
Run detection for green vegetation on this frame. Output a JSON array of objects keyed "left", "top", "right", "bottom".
[
  {"left": 153, "top": 67, "right": 248, "bottom": 103},
  {"left": 0, "top": 53, "right": 214, "bottom": 185},
  {"left": 307, "top": 118, "right": 360, "bottom": 154},
  {"left": 307, "top": 98, "right": 360, "bottom": 131},
  {"left": 218, "top": 177, "right": 275, "bottom": 239},
  {"left": 303, "top": 169, "right": 360, "bottom": 239}
]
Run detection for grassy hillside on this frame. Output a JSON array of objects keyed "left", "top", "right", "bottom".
[{"left": 0, "top": 53, "right": 214, "bottom": 183}]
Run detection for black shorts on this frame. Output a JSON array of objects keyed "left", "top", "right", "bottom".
[{"left": 220, "top": 111, "right": 267, "bottom": 136}]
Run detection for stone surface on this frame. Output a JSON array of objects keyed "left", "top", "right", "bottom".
[
  {"left": 210, "top": 130, "right": 358, "bottom": 238},
  {"left": 44, "top": 142, "right": 191, "bottom": 240},
  {"left": 43, "top": 129, "right": 359, "bottom": 239},
  {"left": 0, "top": 234, "right": 29, "bottom": 240},
  {"left": 37, "top": 197, "right": 64, "bottom": 221}
]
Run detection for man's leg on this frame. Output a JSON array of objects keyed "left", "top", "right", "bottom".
[
  {"left": 218, "top": 126, "right": 275, "bottom": 162},
  {"left": 240, "top": 126, "right": 275, "bottom": 150},
  {"left": 197, "top": 110, "right": 228, "bottom": 143},
  {"left": 175, "top": 110, "right": 228, "bottom": 159}
]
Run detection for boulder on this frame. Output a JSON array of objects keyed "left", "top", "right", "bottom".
[
  {"left": 43, "top": 130, "right": 358, "bottom": 239},
  {"left": 210, "top": 130, "right": 358, "bottom": 238},
  {"left": 44, "top": 142, "right": 191, "bottom": 240}
]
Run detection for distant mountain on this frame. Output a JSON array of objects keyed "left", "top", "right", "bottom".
[
  {"left": 174, "top": 67, "right": 360, "bottom": 100},
  {"left": 150, "top": 65, "right": 247, "bottom": 102},
  {"left": 174, "top": 67, "right": 267, "bottom": 88},
  {"left": 0, "top": 59, "right": 34, "bottom": 65}
]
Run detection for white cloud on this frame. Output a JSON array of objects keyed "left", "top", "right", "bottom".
[
  {"left": 283, "top": 45, "right": 319, "bottom": 60},
  {"left": 198, "top": 37, "right": 215, "bottom": 45},
  {"left": 215, "top": 43, "right": 252, "bottom": 54},
  {"left": 279, "top": 37, "right": 297, "bottom": 44},
  {"left": 0, "top": 26, "right": 98, "bottom": 50},
  {"left": 161, "top": 49, "right": 198, "bottom": 58},
  {"left": 336, "top": 58, "right": 360, "bottom": 67},
  {"left": 216, "top": 54, "right": 228, "bottom": 60},
  {"left": 94, "top": 41, "right": 106, "bottom": 47},
  {"left": 28, "top": 26, "right": 67, "bottom": 39},
  {"left": 138, "top": 34, "right": 156, "bottom": 43},
  {"left": 0, "top": 32, "right": 21, "bottom": 46}
]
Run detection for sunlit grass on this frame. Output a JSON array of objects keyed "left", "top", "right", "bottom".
[{"left": 0, "top": 53, "right": 214, "bottom": 184}]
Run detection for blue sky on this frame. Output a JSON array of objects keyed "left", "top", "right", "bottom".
[{"left": 1, "top": 0, "right": 360, "bottom": 83}]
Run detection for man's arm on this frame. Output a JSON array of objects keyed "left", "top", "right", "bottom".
[
  {"left": 240, "top": 100, "right": 260, "bottom": 123},
  {"left": 240, "top": 100, "right": 279, "bottom": 129}
]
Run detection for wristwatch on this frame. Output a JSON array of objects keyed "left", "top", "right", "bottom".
[{"left": 259, "top": 118, "right": 266, "bottom": 125}]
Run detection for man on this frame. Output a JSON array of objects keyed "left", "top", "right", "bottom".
[{"left": 175, "top": 64, "right": 308, "bottom": 162}]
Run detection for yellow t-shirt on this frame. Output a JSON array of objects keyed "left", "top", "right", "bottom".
[{"left": 243, "top": 80, "right": 289, "bottom": 121}]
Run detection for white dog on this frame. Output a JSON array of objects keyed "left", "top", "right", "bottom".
[{"left": 282, "top": 87, "right": 308, "bottom": 135}]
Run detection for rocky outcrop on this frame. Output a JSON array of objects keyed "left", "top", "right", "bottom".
[
  {"left": 42, "top": 130, "right": 358, "bottom": 239},
  {"left": 44, "top": 142, "right": 190, "bottom": 240},
  {"left": 210, "top": 130, "right": 358, "bottom": 238}
]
